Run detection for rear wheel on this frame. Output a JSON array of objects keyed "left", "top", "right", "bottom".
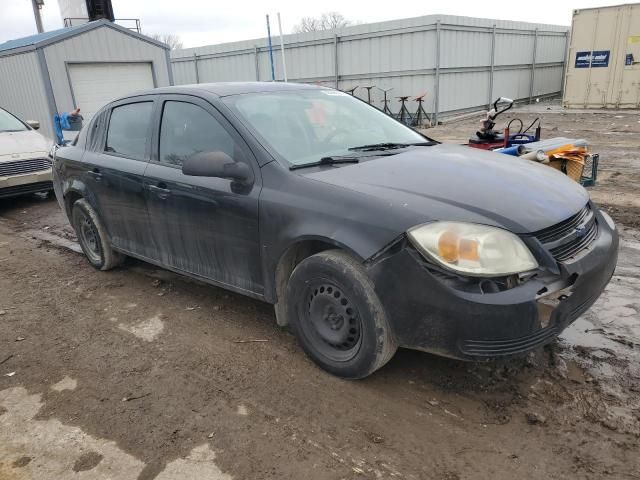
[
  {"left": 71, "top": 198, "right": 123, "bottom": 271},
  {"left": 286, "top": 250, "right": 397, "bottom": 379}
]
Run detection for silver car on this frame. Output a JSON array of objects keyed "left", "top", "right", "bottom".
[{"left": 0, "top": 107, "right": 52, "bottom": 199}]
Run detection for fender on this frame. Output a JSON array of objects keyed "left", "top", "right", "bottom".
[
  {"left": 60, "top": 177, "right": 98, "bottom": 220},
  {"left": 258, "top": 162, "right": 415, "bottom": 304}
]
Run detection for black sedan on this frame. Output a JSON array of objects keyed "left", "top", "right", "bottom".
[{"left": 52, "top": 82, "right": 618, "bottom": 378}]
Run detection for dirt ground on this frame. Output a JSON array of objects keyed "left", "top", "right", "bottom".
[{"left": 1, "top": 103, "right": 639, "bottom": 479}]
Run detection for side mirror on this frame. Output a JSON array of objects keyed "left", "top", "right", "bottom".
[
  {"left": 182, "top": 151, "right": 254, "bottom": 185},
  {"left": 26, "top": 120, "right": 40, "bottom": 130}
]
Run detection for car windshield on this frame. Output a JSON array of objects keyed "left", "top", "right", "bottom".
[
  {"left": 224, "top": 89, "right": 428, "bottom": 166},
  {"left": 0, "top": 108, "right": 28, "bottom": 133}
]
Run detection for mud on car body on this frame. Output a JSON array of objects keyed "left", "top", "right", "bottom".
[{"left": 52, "top": 82, "right": 618, "bottom": 378}]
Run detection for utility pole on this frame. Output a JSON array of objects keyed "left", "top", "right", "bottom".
[
  {"left": 277, "top": 13, "right": 288, "bottom": 82},
  {"left": 31, "top": 0, "right": 45, "bottom": 33},
  {"left": 266, "top": 14, "right": 276, "bottom": 81}
]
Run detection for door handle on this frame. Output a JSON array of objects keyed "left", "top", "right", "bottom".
[
  {"left": 87, "top": 168, "right": 102, "bottom": 181},
  {"left": 146, "top": 183, "right": 172, "bottom": 199}
]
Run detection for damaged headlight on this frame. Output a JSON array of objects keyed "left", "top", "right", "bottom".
[{"left": 407, "top": 222, "right": 538, "bottom": 277}]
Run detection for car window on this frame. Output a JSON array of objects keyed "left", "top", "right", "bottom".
[
  {"left": 159, "top": 101, "right": 235, "bottom": 167},
  {"left": 0, "top": 108, "right": 28, "bottom": 132},
  {"left": 224, "top": 90, "right": 426, "bottom": 166},
  {"left": 105, "top": 102, "right": 153, "bottom": 159}
]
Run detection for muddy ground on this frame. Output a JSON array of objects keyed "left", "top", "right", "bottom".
[{"left": 1, "top": 104, "right": 639, "bottom": 479}]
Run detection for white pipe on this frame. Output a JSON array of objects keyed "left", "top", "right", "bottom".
[
  {"left": 277, "top": 12, "right": 288, "bottom": 82},
  {"left": 521, "top": 149, "right": 547, "bottom": 162}
]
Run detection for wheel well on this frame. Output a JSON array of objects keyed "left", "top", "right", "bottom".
[
  {"left": 273, "top": 239, "right": 350, "bottom": 327},
  {"left": 64, "top": 191, "right": 83, "bottom": 218}
]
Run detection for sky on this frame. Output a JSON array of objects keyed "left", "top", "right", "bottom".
[{"left": 0, "top": 0, "right": 629, "bottom": 48}]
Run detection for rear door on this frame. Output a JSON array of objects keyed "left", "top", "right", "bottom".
[
  {"left": 143, "top": 95, "right": 263, "bottom": 295},
  {"left": 81, "top": 97, "right": 157, "bottom": 258}
]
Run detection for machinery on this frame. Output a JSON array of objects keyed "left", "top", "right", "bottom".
[
  {"left": 468, "top": 97, "right": 541, "bottom": 150},
  {"left": 466, "top": 97, "right": 598, "bottom": 187}
]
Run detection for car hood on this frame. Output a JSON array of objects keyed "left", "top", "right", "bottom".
[
  {"left": 0, "top": 130, "right": 50, "bottom": 161},
  {"left": 302, "top": 143, "right": 590, "bottom": 234}
]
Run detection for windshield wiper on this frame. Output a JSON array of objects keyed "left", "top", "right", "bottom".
[
  {"left": 289, "top": 156, "right": 360, "bottom": 170},
  {"left": 348, "top": 141, "right": 437, "bottom": 151}
]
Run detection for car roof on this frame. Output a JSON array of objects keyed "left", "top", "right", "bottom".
[{"left": 129, "top": 82, "right": 330, "bottom": 99}]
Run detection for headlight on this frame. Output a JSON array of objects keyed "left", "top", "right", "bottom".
[{"left": 407, "top": 222, "right": 538, "bottom": 277}]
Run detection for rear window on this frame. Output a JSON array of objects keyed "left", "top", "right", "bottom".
[{"left": 105, "top": 102, "right": 153, "bottom": 159}]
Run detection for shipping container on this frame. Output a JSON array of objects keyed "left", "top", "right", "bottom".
[{"left": 563, "top": 3, "right": 640, "bottom": 108}]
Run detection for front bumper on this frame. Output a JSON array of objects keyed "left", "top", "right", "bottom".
[
  {"left": 367, "top": 210, "right": 619, "bottom": 360},
  {"left": 0, "top": 169, "right": 53, "bottom": 199}
]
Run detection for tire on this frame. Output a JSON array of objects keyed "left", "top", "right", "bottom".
[
  {"left": 286, "top": 250, "right": 397, "bottom": 379},
  {"left": 71, "top": 198, "right": 124, "bottom": 271}
]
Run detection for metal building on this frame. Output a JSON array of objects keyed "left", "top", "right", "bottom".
[
  {"left": 171, "top": 14, "right": 568, "bottom": 122},
  {"left": 0, "top": 19, "right": 173, "bottom": 140},
  {"left": 563, "top": 3, "right": 640, "bottom": 108}
]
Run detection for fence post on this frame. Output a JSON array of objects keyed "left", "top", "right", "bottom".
[
  {"left": 529, "top": 28, "right": 538, "bottom": 103},
  {"left": 193, "top": 52, "right": 200, "bottom": 84},
  {"left": 489, "top": 24, "right": 496, "bottom": 105},
  {"left": 334, "top": 34, "right": 339, "bottom": 89},
  {"left": 254, "top": 46, "right": 260, "bottom": 81},
  {"left": 434, "top": 20, "right": 441, "bottom": 125}
]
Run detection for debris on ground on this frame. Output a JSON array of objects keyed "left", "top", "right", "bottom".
[
  {"left": 121, "top": 393, "right": 151, "bottom": 402},
  {"left": 0, "top": 355, "right": 13, "bottom": 365},
  {"left": 525, "top": 412, "right": 547, "bottom": 425}
]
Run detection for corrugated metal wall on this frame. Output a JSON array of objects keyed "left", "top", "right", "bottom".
[
  {"left": 0, "top": 51, "right": 53, "bottom": 139},
  {"left": 171, "top": 14, "right": 569, "bottom": 121},
  {"left": 44, "top": 26, "right": 172, "bottom": 115}
]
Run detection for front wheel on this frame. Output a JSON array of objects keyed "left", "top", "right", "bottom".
[
  {"left": 286, "top": 250, "right": 397, "bottom": 379},
  {"left": 71, "top": 198, "right": 124, "bottom": 271}
]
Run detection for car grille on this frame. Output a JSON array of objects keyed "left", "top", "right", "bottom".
[
  {"left": 532, "top": 204, "right": 598, "bottom": 262},
  {"left": 0, "top": 158, "right": 51, "bottom": 177}
]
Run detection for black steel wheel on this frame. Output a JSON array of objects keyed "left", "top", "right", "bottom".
[
  {"left": 75, "top": 207, "right": 102, "bottom": 264},
  {"left": 286, "top": 250, "right": 397, "bottom": 379},
  {"left": 71, "top": 198, "right": 124, "bottom": 271},
  {"left": 302, "top": 281, "right": 363, "bottom": 362}
]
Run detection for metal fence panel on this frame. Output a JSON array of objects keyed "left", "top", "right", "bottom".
[
  {"left": 440, "top": 29, "right": 492, "bottom": 68},
  {"left": 493, "top": 68, "right": 533, "bottom": 101},
  {"left": 494, "top": 32, "right": 535, "bottom": 65},
  {"left": 440, "top": 70, "right": 491, "bottom": 113},
  {"left": 171, "top": 14, "right": 569, "bottom": 119}
]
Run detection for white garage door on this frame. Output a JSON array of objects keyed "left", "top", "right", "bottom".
[{"left": 68, "top": 62, "right": 154, "bottom": 120}]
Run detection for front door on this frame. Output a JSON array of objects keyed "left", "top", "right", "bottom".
[
  {"left": 83, "top": 98, "right": 157, "bottom": 258},
  {"left": 143, "top": 96, "right": 263, "bottom": 295}
]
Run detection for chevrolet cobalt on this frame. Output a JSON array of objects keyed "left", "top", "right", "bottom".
[{"left": 52, "top": 83, "right": 618, "bottom": 378}]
